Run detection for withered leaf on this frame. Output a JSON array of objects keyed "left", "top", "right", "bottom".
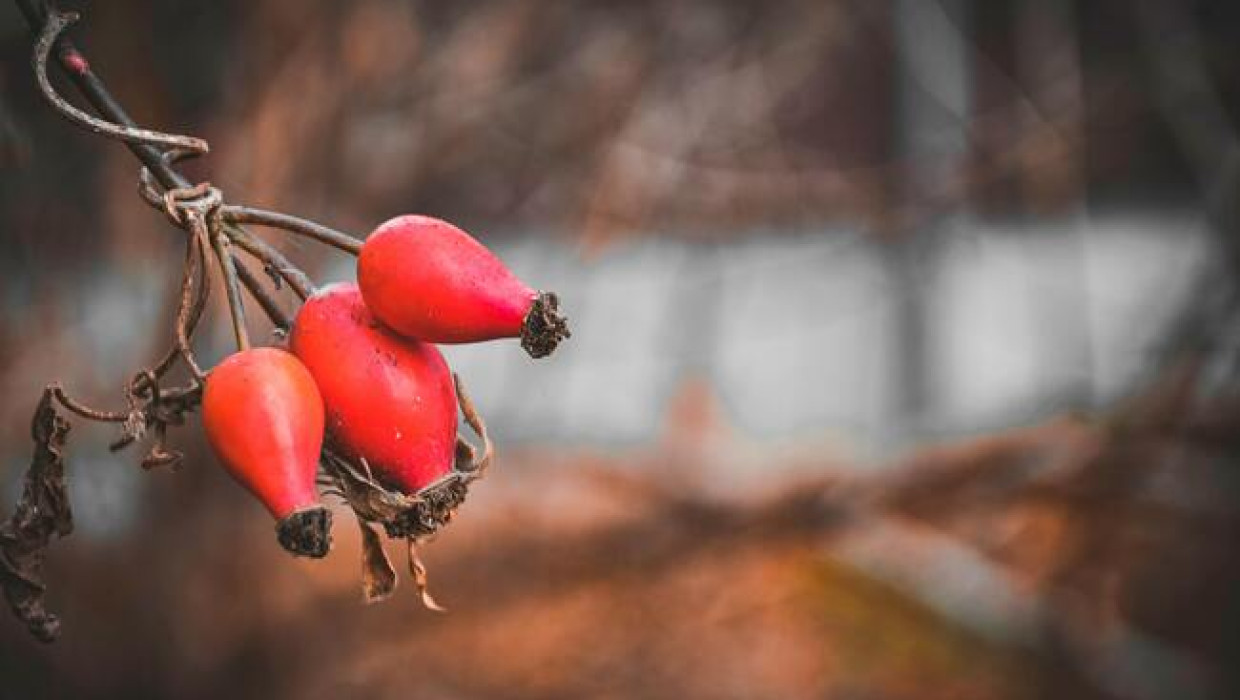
[
  {"left": 358, "top": 518, "right": 396, "bottom": 604},
  {"left": 0, "top": 388, "right": 74, "bottom": 642},
  {"left": 407, "top": 539, "right": 445, "bottom": 612},
  {"left": 453, "top": 373, "right": 493, "bottom": 475}
]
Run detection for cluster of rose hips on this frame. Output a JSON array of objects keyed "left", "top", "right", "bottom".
[
  {"left": 2, "top": 6, "right": 579, "bottom": 640},
  {"left": 201, "top": 215, "right": 569, "bottom": 559}
]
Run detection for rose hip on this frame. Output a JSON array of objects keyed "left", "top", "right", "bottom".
[
  {"left": 290, "top": 282, "right": 458, "bottom": 494},
  {"left": 202, "top": 347, "right": 331, "bottom": 558},
  {"left": 357, "top": 214, "right": 569, "bottom": 357}
]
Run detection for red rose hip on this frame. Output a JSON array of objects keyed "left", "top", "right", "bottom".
[
  {"left": 290, "top": 283, "right": 458, "bottom": 495},
  {"left": 357, "top": 215, "right": 570, "bottom": 357},
  {"left": 202, "top": 347, "right": 331, "bottom": 558}
]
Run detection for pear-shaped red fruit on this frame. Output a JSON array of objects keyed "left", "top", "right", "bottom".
[
  {"left": 290, "top": 282, "right": 458, "bottom": 496},
  {"left": 357, "top": 215, "right": 570, "bottom": 357},
  {"left": 202, "top": 347, "right": 331, "bottom": 558}
]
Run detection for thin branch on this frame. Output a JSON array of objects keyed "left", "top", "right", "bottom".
[
  {"left": 15, "top": 0, "right": 183, "bottom": 189},
  {"left": 21, "top": 0, "right": 336, "bottom": 332},
  {"left": 203, "top": 215, "right": 251, "bottom": 352},
  {"left": 234, "top": 261, "right": 292, "bottom": 330},
  {"left": 31, "top": 8, "right": 208, "bottom": 156},
  {"left": 180, "top": 229, "right": 216, "bottom": 379},
  {"left": 147, "top": 231, "right": 210, "bottom": 381},
  {"left": 225, "top": 223, "right": 316, "bottom": 299},
  {"left": 223, "top": 205, "right": 363, "bottom": 255},
  {"left": 177, "top": 238, "right": 210, "bottom": 380},
  {"left": 47, "top": 384, "right": 126, "bottom": 423}
]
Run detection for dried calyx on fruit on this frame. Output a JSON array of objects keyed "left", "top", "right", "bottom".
[
  {"left": 322, "top": 417, "right": 489, "bottom": 541},
  {"left": 320, "top": 371, "right": 492, "bottom": 607},
  {"left": 202, "top": 348, "right": 332, "bottom": 558},
  {"left": 358, "top": 215, "right": 571, "bottom": 358}
]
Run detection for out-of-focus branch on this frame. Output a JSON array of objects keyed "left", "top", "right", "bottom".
[{"left": 1135, "top": 0, "right": 1240, "bottom": 261}]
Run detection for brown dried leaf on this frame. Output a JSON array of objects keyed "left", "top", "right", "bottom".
[
  {"left": 453, "top": 373, "right": 493, "bottom": 476},
  {"left": 358, "top": 518, "right": 397, "bottom": 603},
  {"left": 407, "top": 539, "right": 446, "bottom": 612},
  {"left": 0, "top": 388, "right": 74, "bottom": 642}
]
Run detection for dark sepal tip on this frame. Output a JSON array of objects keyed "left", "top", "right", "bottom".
[
  {"left": 382, "top": 477, "right": 472, "bottom": 539},
  {"left": 276, "top": 506, "right": 333, "bottom": 558},
  {"left": 520, "top": 291, "right": 570, "bottom": 359}
]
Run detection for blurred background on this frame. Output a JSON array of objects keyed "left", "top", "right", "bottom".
[{"left": 2, "top": 0, "right": 1240, "bottom": 697}]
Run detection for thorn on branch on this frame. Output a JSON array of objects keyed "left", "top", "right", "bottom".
[
  {"left": 233, "top": 260, "right": 292, "bottom": 332},
  {"left": 263, "top": 262, "right": 284, "bottom": 290}
]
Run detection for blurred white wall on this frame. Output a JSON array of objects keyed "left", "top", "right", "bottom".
[{"left": 433, "top": 211, "right": 1212, "bottom": 457}]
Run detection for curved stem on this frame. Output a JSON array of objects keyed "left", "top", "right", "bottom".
[
  {"left": 223, "top": 205, "right": 362, "bottom": 255},
  {"left": 149, "top": 232, "right": 210, "bottom": 380},
  {"left": 48, "top": 384, "right": 126, "bottom": 423},
  {"left": 32, "top": 9, "right": 208, "bottom": 155},
  {"left": 178, "top": 239, "right": 211, "bottom": 378},
  {"left": 452, "top": 373, "right": 493, "bottom": 479},
  {"left": 23, "top": 3, "right": 333, "bottom": 340},
  {"left": 16, "top": 0, "right": 190, "bottom": 191},
  {"left": 179, "top": 229, "right": 215, "bottom": 379},
  {"left": 21, "top": 2, "right": 314, "bottom": 362}
]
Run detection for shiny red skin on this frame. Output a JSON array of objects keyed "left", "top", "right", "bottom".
[
  {"left": 358, "top": 215, "right": 536, "bottom": 343},
  {"left": 290, "top": 282, "right": 458, "bottom": 494},
  {"left": 202, "top": 348, "right": 325, "bottom": 519}
]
